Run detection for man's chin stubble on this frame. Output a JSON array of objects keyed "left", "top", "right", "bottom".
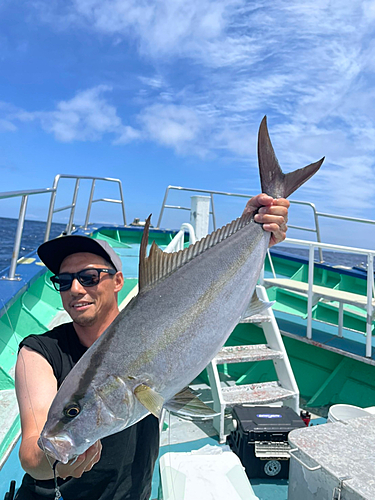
[{"left": 72, "top": 316, "right": 97, "bottom": 327}]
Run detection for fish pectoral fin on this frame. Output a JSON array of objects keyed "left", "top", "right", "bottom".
[
  {"left": 164, "top": 387, "right": 219, "bottom": 420},
  {"left": 241, "top": 291, "right": 274, "bottom": 321},
  {"left": 134, "top": 384, "right": 164, "bottom": 418}
]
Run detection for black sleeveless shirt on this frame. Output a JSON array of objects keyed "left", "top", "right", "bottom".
[{"left": 15, "top": 322, "right": 159, "bottom": 500}]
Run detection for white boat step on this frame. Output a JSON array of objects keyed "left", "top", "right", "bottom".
[
  {"left": 239, "top": 313, "right": 271, "bottom": 324},
  {"left": 215, "top": 345, "right": 283, "bottom": 364},
  {"left": 221, "top": 381, "right": 297, "bottom": 406}
]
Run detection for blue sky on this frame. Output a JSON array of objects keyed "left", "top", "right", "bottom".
[{"left": 1, "top": 0, "right": 375, "bottom": 248}]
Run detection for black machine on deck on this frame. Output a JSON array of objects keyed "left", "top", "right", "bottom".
[{"left": 227, "top": 406, "right": 306, "bottom": 479}]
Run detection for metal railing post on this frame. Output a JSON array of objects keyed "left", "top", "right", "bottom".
[
  {"left": 65, "top": 179, "right": 80, "bottom": 235},
  {"left": 210, "top": 193, "right": 216, "bottom": 231},
  {"left": 117, "top": 181, "right": 127, "bottom": 226},
  {"left": 157, "top": 187, "right": 171, "bottom": 228},
  {"left": 44, "top": 176, "right": 60, "bottom": 242},
  {"left": 8, "top": 195, "right": 28, "bottom": 280},
  {"left": 85, "top": 179, "right": 96, "bottom": 229},
  {"left": 366, "top": 253, "right": 374, "bottom": 358},
  {"left": 311, "top": 204, "right": 323, "bottom": 261},
  {"left": 306, "top": 245, "right": 315, "bottom": 339}
]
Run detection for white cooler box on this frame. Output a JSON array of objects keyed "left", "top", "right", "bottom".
[
  {"left": 288, "top": 414, "right": 375, "bottom": 500},
  {"left": 158, "top": 447, "right": 259, "bottom": 500}
]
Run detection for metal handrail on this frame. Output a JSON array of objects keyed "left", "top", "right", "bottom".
[
  {"left": 157, "top": 186, "right": 375, "bottom": 356},
  {"left": 266, "top": 237, "right": 375, "bottom": 358},
  {"left": 0, "top": 175, "right": 126, "bottom": 280},
  {"left": 0, "top": 187, "right": 56, "bottom": 280},
  {"left": 44, "top": 174, "right": 126, "bottom": 241},
  {"left": 157, "top": 185, "right": 375, "bottom": 263},
  {"left": 157, "top": 186, "right": 250, "bottom": 230}
]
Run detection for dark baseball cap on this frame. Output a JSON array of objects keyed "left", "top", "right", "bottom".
[{"left": 37, "top": 235, "right": 123, "bottom": 275}]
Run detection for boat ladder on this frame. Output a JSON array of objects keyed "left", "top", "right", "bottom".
[{"left": 207, "top": 284, "right": 300, "bottom": 443}]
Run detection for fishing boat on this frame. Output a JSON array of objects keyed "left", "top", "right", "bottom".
[{"left": 0, "top": 174, "right": 374, "bottom": 500}]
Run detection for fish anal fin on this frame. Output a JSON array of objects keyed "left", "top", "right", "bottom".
[
  {"left": 164, "top": 387, "right": 219, "bottom": 420},
  {"left": 134, "top": 384, "right": 164, "bottom": 419}
]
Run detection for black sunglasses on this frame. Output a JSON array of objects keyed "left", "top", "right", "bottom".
[{"left": 50, "top": 268, "right": 116, "bottom": 292}]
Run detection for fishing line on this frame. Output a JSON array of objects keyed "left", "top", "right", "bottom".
[
  {"left": 161, "top": 409, "right": 181, "bottom": 500},
  {"left": 164, "top": 409, "right": 177, "bottom": 499},
  {"left": 1, "top": 297, "right": 63, "bottom": 500},
  {"left": 53, "top": 461, "right": 62, "bottom": 500}
]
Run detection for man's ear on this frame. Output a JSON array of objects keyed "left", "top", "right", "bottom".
[{"left": 114, "top": 271, "right": 124, "bottom": 292}]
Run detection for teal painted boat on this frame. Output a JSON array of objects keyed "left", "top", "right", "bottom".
[{"left": 0, "top": 174, "right": 374, "bottom": 499}]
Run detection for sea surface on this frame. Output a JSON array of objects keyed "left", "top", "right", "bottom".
[
  {"left": 0, "top": 217, "right": 66, "bottom": 273},
  {"left": 276, "top": 245, "right": 368, "bottom": 269},
  {"left": 0, "top": 217, "right": 368, "bottom": 274}
]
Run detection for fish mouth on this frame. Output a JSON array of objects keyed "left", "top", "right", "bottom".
[{"left": 38, "top": 434, "right": 75, "bottom": 464}]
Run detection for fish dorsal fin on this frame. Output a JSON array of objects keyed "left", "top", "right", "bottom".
[
  {"left": 138, "top": 212, "right": 253, "bottom": 292},
  {"left": 164, "top": 387, "right": 219, "bottom": 419},
  {"left": 138, "top": 214, "right": 152, "bottom": 291},
  {"left": 134, "top": 383, "right": 164, "bottom": 418}
]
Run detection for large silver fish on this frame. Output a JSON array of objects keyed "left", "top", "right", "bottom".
[{"left": 38, "top": 117, "right": 324, "bottom": 463}]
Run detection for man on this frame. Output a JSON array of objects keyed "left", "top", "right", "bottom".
[{"left": 15, "top": 194, "right": 289, "bottom": 499}]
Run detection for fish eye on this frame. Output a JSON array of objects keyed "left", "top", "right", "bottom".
[{"left": 63, "top": 403, "right": 81, "bottom": 418}]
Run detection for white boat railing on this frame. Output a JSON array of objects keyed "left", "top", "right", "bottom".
[
  {"left": 0, "top": 175, "right": 126, "bottom": 280},
  {"left": 163, "top": 223, "right": 197, "bottom": 253},
  {"left": 44, "top": 174, "right": 126, "bottom": 241},
  {"left": 263, "top": 238, "right": 375, "bottom": 358},
  {"left": 157, "top": 185, "right": 375, "bottom": 262}
]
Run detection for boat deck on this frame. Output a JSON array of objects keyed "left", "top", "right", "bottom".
[
  {"left": 0, "top": 224, "right": 374, "bottom": 499},
  {"left": 152, "top": 384, "right": 290, "bottom": 500},
  {"left": 151, "top": 378, "right": 326, "bottom": 500}
]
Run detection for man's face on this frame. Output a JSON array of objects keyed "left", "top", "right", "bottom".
[{"left": 59, "top": 252, "right": 123, "bottom": 328}]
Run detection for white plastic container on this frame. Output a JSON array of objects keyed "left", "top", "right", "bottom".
[
  {"left": 327, "top": 404, "right": 370, "bottom": 423},
  {"left": 158, "top": 448, "right": 259, "bottom": 500}
]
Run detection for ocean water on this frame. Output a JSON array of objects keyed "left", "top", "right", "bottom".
[
  {"left": 0, "top": 217, "right": 66, "bottom": 273},
  {"left": 276, "top": 245, "right": 367, "bottom": 269}
]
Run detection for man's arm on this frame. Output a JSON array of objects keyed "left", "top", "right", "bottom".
[
  {"left": 243, "top": 193, "right": 290, "bottom": 247},
  {"left": 15, "top": 346, "right": 101, "bottom": 480}
]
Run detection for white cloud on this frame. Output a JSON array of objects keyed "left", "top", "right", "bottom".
[
  {"left": 70, "top": 0, "right": 236, "bottom": 60},
  {"left": 139, "top": 103, "right": 206, "bottom": 154},
  {"left": 0, "top": 101, "right": 34, "bottom": 132},
  {"left": 36, "top": 85, "right": 123, "bottom": 142},
  {"left": 114, "top": 125, "right": 141, "bottom": 144},
  {"left": 0, "top": 119, "right": 17, "bottom": 132},
  {"left": 0, "top": 86, "right": 141, "bottom": 144},
  {"left": 138, "top": 75, "right": 165, "bottom": 89}
]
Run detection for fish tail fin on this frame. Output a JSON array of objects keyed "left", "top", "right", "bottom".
[{"left": 258, "top": 116, "right": 324, "bottom": 199}]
